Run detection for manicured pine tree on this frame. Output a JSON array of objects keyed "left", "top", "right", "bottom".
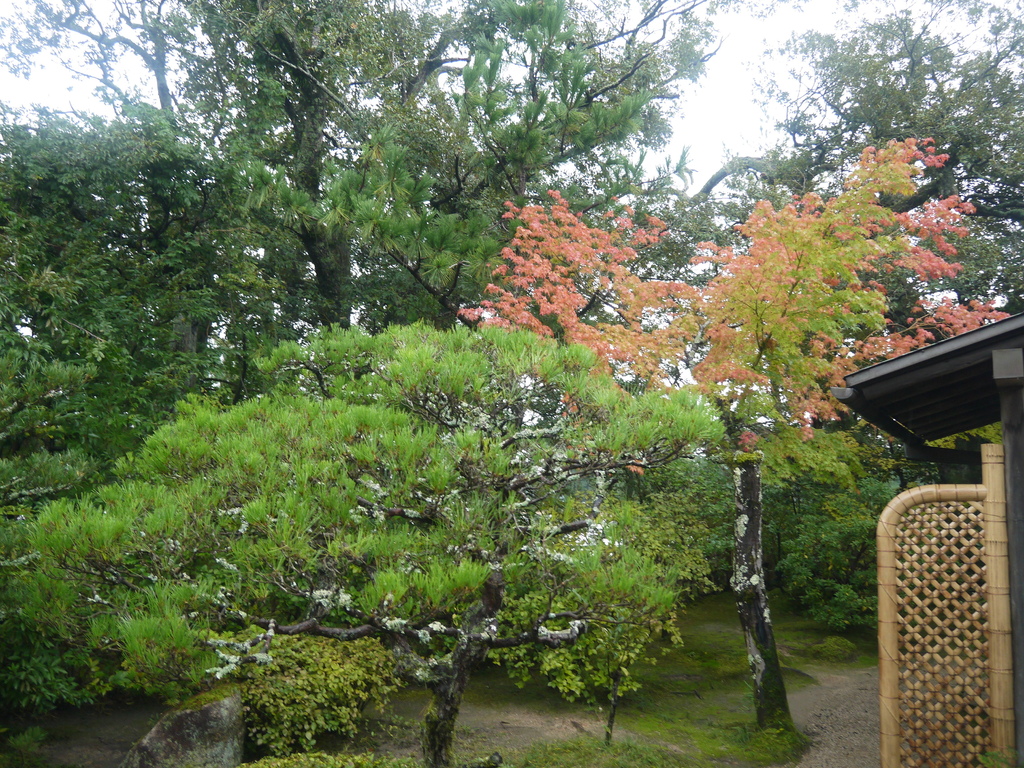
[{"left": 21, "top": 324, "right": 721, "bottom": 768}]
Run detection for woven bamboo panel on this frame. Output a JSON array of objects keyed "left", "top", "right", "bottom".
[
  {"left": 878, "top": 448, "right": 1013, "bottom": 768},
  {"left": 896, "top": 496, "right": 987, "bottom": 765}
]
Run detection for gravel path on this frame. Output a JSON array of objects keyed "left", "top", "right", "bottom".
[{"left": 786, "top": 666, "right": 879, "bottom": 768}]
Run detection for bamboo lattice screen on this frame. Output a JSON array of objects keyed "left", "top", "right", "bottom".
[{"left": 878, "top": 444, "right": 1014, "bottom": 767}]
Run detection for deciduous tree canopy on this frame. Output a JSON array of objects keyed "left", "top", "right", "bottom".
[{"left": 465, "top": 138, "right": 1005, "bottom": 730}]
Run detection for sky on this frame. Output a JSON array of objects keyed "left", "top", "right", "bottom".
[
  {"left": 672, "top": 2, "right": 843, "bottom": 188},
  {"left": 0, "top": 1, "right": 843, "bottom": 193}
]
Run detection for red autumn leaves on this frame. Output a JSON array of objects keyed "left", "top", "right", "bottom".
[{"left": 462, "top": 139, "right": 1005, "bottom": 434}]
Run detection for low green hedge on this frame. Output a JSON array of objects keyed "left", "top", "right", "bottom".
[{"left": 232, "top": 633, "right": 398, "bottom": 756}]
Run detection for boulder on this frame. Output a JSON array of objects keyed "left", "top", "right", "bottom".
[{"left": 120, "top": 686, "right": 244, "bottom": 768}]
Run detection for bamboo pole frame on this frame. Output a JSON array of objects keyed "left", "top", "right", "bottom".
[
  {"left": 878, "top": 460, "right": 1014, "bottom": 768},
  {"left": 984, "top": 444, "right": 1015, "bottom": 754}
]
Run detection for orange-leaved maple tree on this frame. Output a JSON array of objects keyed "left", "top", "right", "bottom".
[
  {"left": 461, "top": 138, "right": 1006, "bottom": 732},
  {"left": 459, "top": 190, "right": 698, "bottom": 381}
]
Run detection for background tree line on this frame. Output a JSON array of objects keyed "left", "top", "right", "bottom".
[{"left": 3, "top": 0, "right": 1020, "bottom": 507}]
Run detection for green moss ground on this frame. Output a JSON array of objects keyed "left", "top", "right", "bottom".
[
  {"left": 1, "top": 591, "right": 875, "bottom": 768},
  {"left": 603, "top": 590, "right": 874, "bottom": 765}
]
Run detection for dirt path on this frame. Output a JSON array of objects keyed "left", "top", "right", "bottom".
[
  {"left": 784, "top": 666, "right": 879, "bottom": 768},
  {"left": 21, "top": 698, "right": 166, "bottom": 768}
]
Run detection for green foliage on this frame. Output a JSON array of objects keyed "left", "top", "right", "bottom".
[
  {"left": 495, "top": 492, "right": 712, "bottom": 707},
  {"left": 244, "top": 753, "right": 418, "bottom": 768},
  {"left": 232, "top": 634, "right": 398, "bottom": 756},
  {"left": 0, "top": 354, "right": 97, "bottom": 511},
  {"left": 17, "top": 324, "right": 719, "bottom": 764},
  {"left": 772, "top": 476, "right": 893, "bottom": 630},
  {"left": 631, "top": 458, "right": 736, "bottom": 589},
  {"left": 0, "top": 350, "right": 82, "bottom": 425},
  {"left": 4, "top": 729, "right": 44, "bottom": 755},
  {"left": 0, "top": 520, "right": 97, "bottom": 715},
  {"left": 496, "top": 593, "right": 667, "bottom": 707},
  {"left": 119, "top": 612, "right": 214, "bottom": 701},
  {"left": 0, "top": 614, "right": 94, "bottom": 715},
  {"left": 0, "top": 107, "right": 263, "bottom": 508},
  {"left": 765, "top": 0, "right": 1024, "bottom": 312},
  {"left": 623, "top": 493, "right": 717, "bottom": 602},
  {"left": 0, "top": 727, "right": 48, "bottom": 768},
  {"left": 980, "top": 750, "right": 1018, "bottom": 767}
]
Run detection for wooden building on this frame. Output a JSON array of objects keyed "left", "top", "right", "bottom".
[{"left": 832, "top": 312, "right": 1024, "bottom": 766}]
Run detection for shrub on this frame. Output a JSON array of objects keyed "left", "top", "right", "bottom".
[
  {"left": 631, "top": 459, "right": 735, "bottom": 590},
  {"left": 244, "top": 753, "right": 418, "bottom": 768},
  {"left": 980, "top": 750, "right": 1018, "bottom": 767},
  {"left": 772, "top": 477, "right": 892, "bottom": 630},
  {"left": 811, "top": 636, "right": 858, "bottom": 663},
  {"left": 0, "top": 519, "right": 94, "bottom": 715},
  {"left": 0, "top": 616, "right": 94, "bottom": 715},
  {"left": 0, "top": 726, "right": 48, "bottom": 768},
  {"left": 233, "top": 634, "right": 398, "bottom": 756}
]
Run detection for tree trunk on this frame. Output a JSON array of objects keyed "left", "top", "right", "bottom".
[
  {"left": 422, "top": 638, "right": 488, "bottom": 768},
  {"left": 151, "top": 43, "right": 208, "bottom": 365},
  {"left": 731, "top": 454, "right": 795, "bottom": 731},
  {"left": 604, "top": 669, "right": 622, "bottom": 744},
  {"left": 422, "top": 572, "right": 504, "bottom": 768},
  {"left": 301, "top": 225, "right": 353, "bottom": 328}
]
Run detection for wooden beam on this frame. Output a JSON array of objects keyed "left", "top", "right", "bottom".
[
  {"left": 903, "top": 444, "right": 982, "bottom": 465},
  {"left": 996, "top": 348, "right": 1024, "bottom": 385},
  {"left": 830, "top": 387, "right": 924, "bottom": 446},
  {"left": 994, "top": 348, "right": 1024, "bottom": 764}
]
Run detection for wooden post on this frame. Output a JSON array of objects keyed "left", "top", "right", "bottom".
[
  {"left": 877, "top": 489, "right": 901, "bottom": 768},
  {"left": 994, "top": 349, "right": 1024, "bottom": 764},
  {"left": 984, "top": 444, "right": 1015, "bottom": 755}
]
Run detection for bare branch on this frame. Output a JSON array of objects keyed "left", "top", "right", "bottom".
[
  {"left": 250, "top": 616, "right": 377, "bottom": 641},
  {"left": 694, "top": 156, "right": 772, "bottom": 199}
]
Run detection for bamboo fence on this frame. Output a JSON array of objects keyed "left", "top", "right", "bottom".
[{"left": 877, "top": 444, "right": 1013, "bottom": 767}]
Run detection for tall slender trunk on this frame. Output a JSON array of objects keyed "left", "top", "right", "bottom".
[
  {"left": 151, "top": 41, "right": 209, "bottom": 373},
  {"left": 281, "top": 45, "right": 353, "bottom": 330},
  {"left": 151, "top": 35, "right": 174, "bottom": 113},
  {"left": 731, "top": 454, "right": 794, "bottom": 731},
  {"left": 172, "top": 316, "right": 210, "bottom": 391},
  {"left": 301, "top": 226, "right": 353, "bottom": 328},
  {"left": 604, "top": 669, "right": 623, "bottom": 744}
]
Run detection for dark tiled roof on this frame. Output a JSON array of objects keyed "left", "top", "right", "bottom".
[{"left": 832, "top": 313, "right": 1024, "bottom": 444}]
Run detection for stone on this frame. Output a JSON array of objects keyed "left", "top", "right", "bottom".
[{"left": 119, "top": 686, "right": 244, "bottom": 768}]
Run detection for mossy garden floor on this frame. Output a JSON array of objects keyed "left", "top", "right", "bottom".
[
  {"left": 5, "top": 591, "right": 878, "bottom": 768},
  {"left": 337, "top": 591, "right": 877, "bottom": 768}
]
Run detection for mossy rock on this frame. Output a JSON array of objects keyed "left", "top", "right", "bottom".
[
  {"left": 175, "top": 684, "right": 242, "bottom": 712},
  {"left": 120, "top": 685, "right": 243, "bottom": 768}
]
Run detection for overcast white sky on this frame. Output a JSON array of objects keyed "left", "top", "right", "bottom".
[
  {"left": 674, "top": 3, "right": 841, "bottom": 185},
  {"left": 0, "top": 1, "right": 842, "bottom": 191}
]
